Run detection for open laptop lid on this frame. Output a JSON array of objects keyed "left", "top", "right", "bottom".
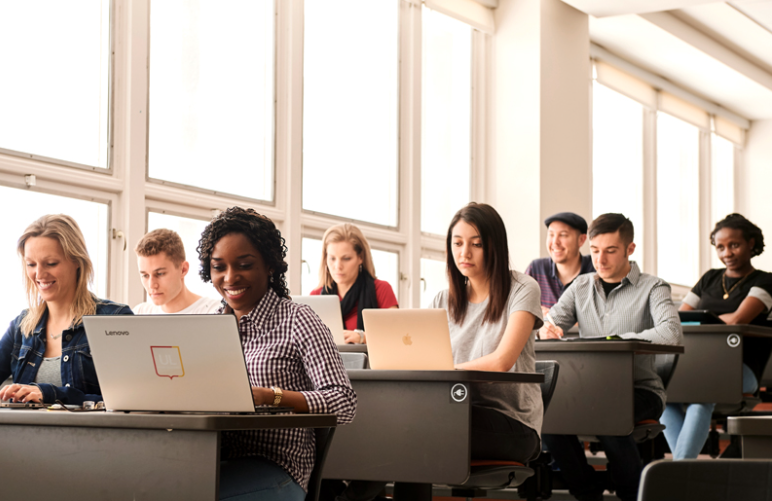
[
  {"left": 292, "top": 295, "right": 345, "bottom": 344},
  {"left": 84, "top": 314, "right": 255, "bottom": 413},
  {"left": 363, "top": 309, "right": 455, "bottom": 370},
  {"left": 679, "top": 310, "right": 725, "bottom": 325}
]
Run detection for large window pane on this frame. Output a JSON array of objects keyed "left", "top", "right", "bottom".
[
  {"left": 149, "top": 0, "right": 274, "bottom": 201},
  {"left": 421, "top": 7, "right": 472, "bottom": 235},
  {"left": 0, "top": 1, "right": 110, "bottom": 168},
  {"left": 421, "top": 258, "right": 448, "bottom": 308},
  {"left": 303, "top": 0, "right": 399, "bottom": 226},
  {"left": 146, "top": 212, "right": 221, "bottom": 301},
  {"left": 711, "top": 134, "right": 735, "bottom": 269},
  {"left": 301, "top": 237, "right": 400, "bottom": 303},
  {"left": 0, "top": 187, "right": 109, "bottom": 325},
  {"left": 657, "top": 113, "right": 700, "bottom": 286},
  {"left": 592, "top": 83, "right": 645, "bottom": 269}
]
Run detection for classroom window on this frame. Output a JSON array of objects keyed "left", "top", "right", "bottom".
[
  {"left": 300, "top": 237, "right": 400, "bottom": 302},
  {"left": 592, "top": 83, "right": 645, "bottom": 268},
  {"left": 656, "top": 112, "right": 700, "bottom": 286},
  {"left": 0, "top": 1, "right": 111, "bottom": 168},
  {"left": 421, "top": 7, "right": 472, "bottom": 236},
  {"left": 0, "top": 186, "right": 109, "bottom": 325},
  {"left": 302, "top": 0, "right": 399, "bottom": 227},
  {"left": 710, "top": 134, "right": 735, "bottom": 269},
  {"left": 148, "top": 0, "right": 275, "bottom": 201},
  {"left": 421, "top": 257, "right": 448, "bottom": 308},
  {"left": 146, "top": 212, "right": 220, "bottom": 302}
]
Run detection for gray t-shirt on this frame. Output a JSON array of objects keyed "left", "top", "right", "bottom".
[
  {"left": 34, "top": 357, "right": 63, "bottom": 387},
  {"left": 430, "top": 270, "right": 544, "bottom": 436}
]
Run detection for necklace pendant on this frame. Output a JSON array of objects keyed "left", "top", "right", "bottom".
[{"left": 723, "top": 293, "right": 729, "bottom": 300}]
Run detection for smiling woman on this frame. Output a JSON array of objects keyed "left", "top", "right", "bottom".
[{"left": 196, "top": 207, "right": 356, "bottom": 500}]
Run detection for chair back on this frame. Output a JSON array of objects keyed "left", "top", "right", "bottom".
[
  {"left": 534, "top": 360, "right": 560, "bottom": 412},
  {"left": 654, "top": 354, "right": 679, "bottom": 389},
  {"left": 305, "top": 427, "right": 336, "bottom": 501},
  {"left": 638, "top": 459, "right": 772, "bottom": 501},
  {"left": 339, "top": 352, "right": 368, "bottom": 370}
]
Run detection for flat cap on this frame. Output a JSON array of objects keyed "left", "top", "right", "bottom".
[{"left": 544, "top": 212, "right": 588, "bottom": 234}]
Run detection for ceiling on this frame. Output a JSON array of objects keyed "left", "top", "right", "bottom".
[{"left": 562, "top": 0, "right": 772, "bottom": 120}]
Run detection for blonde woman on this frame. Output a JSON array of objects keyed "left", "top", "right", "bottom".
[
  {"left": 0, "top": 215, "right": 132, "bottom": 405},
  {"left": 311, "top": 223, "right": 397, "bottom": 344}
]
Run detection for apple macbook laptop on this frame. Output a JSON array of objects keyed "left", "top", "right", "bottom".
[
  {"left": 292, "top": 295, "right": 345, "bottom": 344},
  {"left": 362, "top": 309, "right": 455, "bottom": 370},
  {"left": 83, "top": 314, "right": 281, "bottom": 413}
]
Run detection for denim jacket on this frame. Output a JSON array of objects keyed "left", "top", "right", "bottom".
[{"left": 0, "top": 298, "right": 133, "bottom": 405}]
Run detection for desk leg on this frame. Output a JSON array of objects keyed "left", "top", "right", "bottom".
[{"left": 0, "top": 424, "right": 220, "bottom": 501}]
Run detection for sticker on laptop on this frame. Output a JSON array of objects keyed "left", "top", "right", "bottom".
[{"left": 151, "top": 346, "right": 185, "bottom": 379}]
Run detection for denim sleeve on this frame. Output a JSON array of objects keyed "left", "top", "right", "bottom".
[
  {"left": 35, "top": 383, "right": 102, "bottom": 406},
  {"left": 0, "top": 319, "right": 15, "bottom": 382}
]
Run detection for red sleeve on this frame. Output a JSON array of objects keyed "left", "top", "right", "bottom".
[
  {"left": 310, "top": 286, "right": 322, "bottom": 296},
  {"left": 374, "top": 279, "right": 399, "bottom": 308}
]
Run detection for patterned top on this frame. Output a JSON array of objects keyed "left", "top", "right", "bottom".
[
  {"left": 525, "top": 254, "right": 595, "bottom": 309},
  {"left": 219, "top": 288, "right": 357, "bottom": 492},
  {"left": 548, "top": 261, "right": 683, "bottom": 405}
]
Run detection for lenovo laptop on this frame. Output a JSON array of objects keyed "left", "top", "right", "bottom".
[
  {"left": 83, "top": 314, "right": 277, "bottom": 413},
  {"left": 362, "top": 309, "right": 455, "bottom": 370},
  {"left": 292, "top": 295, "right": 345, "bottom": 344}
]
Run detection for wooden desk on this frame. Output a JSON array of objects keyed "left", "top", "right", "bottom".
[
  {"left": 322, "top": 369, "right": 542, "bottom": 488},
  {"left": 667, "top": 325, "right": 772, "bottom": 404},
  {"left": 0, "top": 410, "right": 335, "bottom": 501},
  {"left": 535, "top": 340, "right": 683, "bottom": 436},
  {"left": 728, "top": 416, "right": 772, "bottom": 458}
]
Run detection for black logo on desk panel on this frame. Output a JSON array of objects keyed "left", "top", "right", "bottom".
[
  {"left": 727, "top": 334, "right": 740, "bottom": 348},
  {"left": 451, "top": 383, "right": 468, "bottom": 403}
]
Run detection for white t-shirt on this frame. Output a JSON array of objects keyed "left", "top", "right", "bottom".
[{"left": 133, "top": 296, "right": 222, "bottom": 315}]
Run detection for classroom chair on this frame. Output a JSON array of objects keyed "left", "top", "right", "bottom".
[
  {"left": 637, "top": 459, "right": 772, "bottom": 501},
  {"left": 339, "top": 352, "right": 368, "bottom": 370},
  {"left": 307, "top": 427, "right": 338, "bottom": 501}
]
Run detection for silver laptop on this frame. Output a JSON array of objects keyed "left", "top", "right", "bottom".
[
  {"left": 292, "top": 295, "right": 345, "bottom": 344},
  {"left": 84, "top": 315, "right": 256, "bottom": 413},
  {"left": 363, "top": 309, "right": 455, "bottom": 370}
]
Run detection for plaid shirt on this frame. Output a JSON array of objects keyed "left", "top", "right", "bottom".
[{"left": 220, "top": 288, "right": 356, "bottom": 491}]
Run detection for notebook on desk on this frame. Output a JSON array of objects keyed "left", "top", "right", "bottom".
[
  {"left": 363, "top": 309, "right": 455, "bottom": 370},
  {"left": 292, "top": 295, "right": 345, "bottom": 344},
  {"left": 84, "top": 314, "right": 287, "bottom": 414}
]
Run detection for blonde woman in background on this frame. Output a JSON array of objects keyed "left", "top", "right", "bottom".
[
  {"left": 311, "top": 223, "right": 397, "bottom": 344},
  {"left": 0, "top": 215, "right": 132, "bottom": 405}
]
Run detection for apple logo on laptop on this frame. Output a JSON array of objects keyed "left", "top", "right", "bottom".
[{"left": 403, "top": 333, "right": 412, "bottom": 346}]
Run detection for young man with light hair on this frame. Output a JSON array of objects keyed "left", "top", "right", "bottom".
[{"left": 133, "top": 229, "right": 221, "bottom": 314}]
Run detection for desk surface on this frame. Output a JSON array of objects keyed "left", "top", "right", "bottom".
[
  {"left": 0, "top": 408, "right": 336, "bottom": 431},
  {"left": 345, "top": 369, "right": 543, "bottom": 384},
  {"left": 535, "top": 339, "right": 684, "bottom": 354},
  {"left": 728, "top": 416, "right": 772, "bottom": 436},
  {"left": 682, "top": 324, "right": 772, "bottom": 337},
  {"left": 338, "top": 344, "right": 368, "bottom": 353}
]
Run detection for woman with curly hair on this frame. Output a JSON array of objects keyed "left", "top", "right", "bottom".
[
  {"left": 197, "top": 207, "right": 356, "bottom": 500},
  {"left": 663, "top": 213, "right": 772, "bottom": 459}
]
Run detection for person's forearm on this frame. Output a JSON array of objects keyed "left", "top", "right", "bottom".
[
  {"left": 456, "top": 352, "right": 513, "bottom": 372},
  {"left": 252, "top": 387, "right": 309, "bottom": 412}
]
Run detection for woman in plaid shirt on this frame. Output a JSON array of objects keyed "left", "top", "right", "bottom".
[{"left": 197, "top": 207, "right": 357, "bottom": 500}]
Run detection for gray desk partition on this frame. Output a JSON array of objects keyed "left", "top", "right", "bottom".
[
  {"left": 667, "top": 325, "right": 772, "bottom": 404},
  {"left": 534, "top": 340, "right": 683, "bottom": 436},
  {"left": 0, "top": 410, "right": 335, "bottom": 501},
  {"left": 728, "top": 416, "right": 772, "bottom": 459},
  {"left": 322, "top": 369, "right": 543, "bottom": 486}
]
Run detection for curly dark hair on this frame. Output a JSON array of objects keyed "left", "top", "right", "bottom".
[
  {"left": 196, "top": 207, "right": 290, "bottom": 298},
  {"left": 710, "top": 213, "right": 765, "bottom": 257}
]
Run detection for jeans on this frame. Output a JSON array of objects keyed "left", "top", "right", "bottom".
[
  {"left": 220, "top": 456, "right": 306, "bottom": 501},
  {"left": 661, "top": 363, "right": 759, "bottom": 460},
  {"left": 542, "top": 389, "right": 664, "bottom": 501}
]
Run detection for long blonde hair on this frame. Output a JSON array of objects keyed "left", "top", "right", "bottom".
[
  {"left": 318, "top": 224, "right": 377, "bottom": 289},
  {"left": 17, "top": 215, "right": 96, "bottom": 336}
]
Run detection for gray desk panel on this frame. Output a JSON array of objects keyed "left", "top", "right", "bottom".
[
  {"left": 535, "top": 351, "right": 634, "bottom": 436},
  {"left": 535, "top": 340, "right": 683, "bottom": 355},
  {"left": 323, "top": 380, "right": 471, "bottom": 484},
  {"left": 728, "top": 416, "right": 772, "bottom": 459},
  {"left": 667, "top": 332, "right": 743, "bottom": 404},
  {"left": 0, "top": 425, "right": 219, "bottom": 501},
  {"left": 346, "top": 369, "right": 543, "bottom": 384}
]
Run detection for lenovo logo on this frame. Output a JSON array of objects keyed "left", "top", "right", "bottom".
[{"left": 105, "top": 330, "right": 129, "bottom": 336}]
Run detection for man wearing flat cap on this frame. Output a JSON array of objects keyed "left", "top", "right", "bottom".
[{"left": 525, "top": 212, "right": 595, "bottom": 312}]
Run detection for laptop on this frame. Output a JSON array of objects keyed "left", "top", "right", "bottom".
[
  {"left": 83, "top": 314, "right": 276, "bottom": 413},
  {"left": 292, "top": 295, "right": 345, "bottom": 344},
  {"left": 679, "top": 310, "right": 725, "bottom": 325},
  {"left": 362, "top": 309, "right": 455, "bottom": 370}
]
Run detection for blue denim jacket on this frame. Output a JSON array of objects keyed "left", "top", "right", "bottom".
[{"left": 0, "top": 298, "right": 133, "bottom": 405}]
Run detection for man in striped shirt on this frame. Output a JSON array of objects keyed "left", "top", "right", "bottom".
[
  {"left": 525, "top": 212, "right": 595, "bottom": 312},
  {"left": 539, "top": 213, "right": 682, "bottom": 501}
]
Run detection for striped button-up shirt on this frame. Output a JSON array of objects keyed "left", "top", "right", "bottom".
[
  {"left": 548, "top": 261, "right": 683, "bottom": 405},
  {"left": 220, "top": 288, "right": 357, "bottom": 491}
]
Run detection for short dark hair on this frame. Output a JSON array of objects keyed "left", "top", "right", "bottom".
[
  {"left": 710, "top": 213, "right": 765, "bottom": 257},
  {"left": 196, "top": 207, "right": 290, "bottom": 298},
  {"left": 135, "top": 228, "right": 186, "bottom": 267},
  {"left": 588, "top": 213, "right": 634, "bottom": 245}
]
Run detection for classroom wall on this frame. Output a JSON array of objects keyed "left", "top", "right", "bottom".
[
  {"left": 740, "top": 118, "right": 772, "bottom": 272},
  {"left": 489, "top": 0, "right": 592, "bottom": 271}
]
